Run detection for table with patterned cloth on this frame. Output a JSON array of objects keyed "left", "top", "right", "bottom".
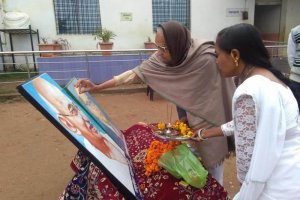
[{"left": 59, "top": 124, "right": 229, "bottom": 200}]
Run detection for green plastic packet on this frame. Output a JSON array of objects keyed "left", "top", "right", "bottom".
[
  {"left": 157, "top": 150, "right": 182, "bottom": 179},
  {"left": 158, "top": 144, "right": 208, "bottom": 189}
]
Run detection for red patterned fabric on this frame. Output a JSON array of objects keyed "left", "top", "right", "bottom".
[
  {"left": 58, "top": 151, "right": 125, "bottom": 200},
  {"left": 59, "top": 124, "right": 228, "bottom": 200},
  {"left": 124, "top": 124, "right": 228, "bottom": 200}
]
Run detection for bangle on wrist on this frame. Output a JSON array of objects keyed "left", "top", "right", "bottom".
[{"left": 197, "top": 128, "right": 207, "bottom": 141}]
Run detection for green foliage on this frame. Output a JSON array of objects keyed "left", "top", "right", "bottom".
[
  {"left": 93, "top": 28, "right": 116, "bottom": 43},
  {"left": 0, "top": 72, "right": 39, "bottom": 96},
  {"left": 0, "top": 72, "right": 38, "bottom": 81}
]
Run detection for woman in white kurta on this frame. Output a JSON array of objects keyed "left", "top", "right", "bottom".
[{"left": 193, "top": 23, "right": 300, "bottom": 199}]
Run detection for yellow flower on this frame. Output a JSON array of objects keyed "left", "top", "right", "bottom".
[{"left": 157, "top": 122, "right": 166, "bottom": 130}]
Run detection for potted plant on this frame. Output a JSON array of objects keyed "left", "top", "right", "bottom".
[
  {"left": 38, "top": 37, "right": 70, "bottom": 57},
  {"left": 144, "top": 36, "right": 156, "bottom": 49},
  {"left": 38, "top": 37, "right": 61, "bottom": 57},
  {"left": 93, "top": 27, "right": 116, "bottom": 56},
  {"left": 53, "top": 37, "right": 71, "bottom": 50}
]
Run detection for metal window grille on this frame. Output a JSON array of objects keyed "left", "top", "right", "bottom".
[
  {"left": 53, "top": 0, "right": 101, "bottom": 34},
  {"left": 152, "top": 0, "right": 190, "bottom": 32}
]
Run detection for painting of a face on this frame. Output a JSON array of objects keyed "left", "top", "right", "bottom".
[
  {"left": 17, "top": 74, "right": 137, "bottom": 198},
  {"left": 65, "top": 77, "right": 125, "bottom": 150}
]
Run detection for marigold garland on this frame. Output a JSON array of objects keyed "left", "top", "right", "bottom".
[{"left": 144, "top": 140, "right": 181, "bottom": 176}]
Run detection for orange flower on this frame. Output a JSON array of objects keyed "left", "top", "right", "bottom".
[{"left": 144, "top": 140, "right": 180, "bottom": 176}]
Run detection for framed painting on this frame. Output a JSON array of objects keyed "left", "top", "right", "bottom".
[
  {"left": 17, "top": 73, "right": 141, "bottom": 200},
  {"left": 64, "top": 77, "right": 125, "bottom": 151}
]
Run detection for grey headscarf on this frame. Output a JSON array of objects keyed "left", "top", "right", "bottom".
[{"left": 158, "top": 20, "right": 191, "bottom": 66}]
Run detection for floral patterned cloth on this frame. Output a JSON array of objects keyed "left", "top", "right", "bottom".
[
  {"left": 59, "top": 124, "right": 229, "bottom": 200},
  {"left": 58, "top": 151, "right": 125, "bottom": 200}
]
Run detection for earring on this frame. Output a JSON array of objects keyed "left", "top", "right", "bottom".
[{"left": 234, "top": 59, "right": 239, "bottom": 67}]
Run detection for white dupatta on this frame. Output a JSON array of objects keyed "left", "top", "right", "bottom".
[{"left": 233, "top": 75, "right": 286, "bottom": 200}]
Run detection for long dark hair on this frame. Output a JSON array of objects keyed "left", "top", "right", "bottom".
[{"left": 216, "top": 23, "right": 300, "bottom": 109}]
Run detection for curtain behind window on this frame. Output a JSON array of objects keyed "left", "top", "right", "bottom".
[
  {"left": 152, "top": 0, "right": 190, "bottom": 32},
  {"left": 53, "top": 0, "right": 101, "bottom": 34}
]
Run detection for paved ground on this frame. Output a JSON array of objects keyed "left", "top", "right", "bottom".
[{"left": 0, "top": 87, "right": 240, "bottom": 200}]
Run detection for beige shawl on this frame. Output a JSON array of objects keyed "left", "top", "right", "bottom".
[{"left": 133, "top": 39, "right": 235, "bottom": 169}]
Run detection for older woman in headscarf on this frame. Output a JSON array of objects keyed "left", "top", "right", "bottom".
[{"left": 76, "top": 20, "right": 236, "bottom": 184}]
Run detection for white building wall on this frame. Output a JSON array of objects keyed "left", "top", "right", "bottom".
[
  {"left": 4, "top": 0, "right": 96, "bottom": 51},
  {"left": 0, "top": 0, "right": 3, "bottom": 29},
  {"left": 100, "top": 0, "right": 154, "bottom": 49},
  {"left": 0, "top": 0, "right": 3, "bottom": 70},
  {"left": 2, "top": 0, "right": 255, "bottom": 51},
  {"left": 191, "top": 0, "right": 255, "bottom": 41}
]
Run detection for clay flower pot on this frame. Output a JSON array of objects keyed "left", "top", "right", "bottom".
[
  {"left": 144, "top": 42, "right": 156, "bottom": 49},
  {"left": 98, "top": 42, "right": 113, "bottom": 56},
  {"left": 38, "top": 44, "right": 62, "bottom": 57}
]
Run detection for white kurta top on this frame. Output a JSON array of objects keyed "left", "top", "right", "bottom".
[{"left": 221, "top": 75, "right": 300, "bottom": 199}]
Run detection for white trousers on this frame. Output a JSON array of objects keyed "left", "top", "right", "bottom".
[{"left": 208, "top": 163, "right": 224, "bottom": 186}]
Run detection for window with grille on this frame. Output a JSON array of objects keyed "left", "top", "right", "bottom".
[
  {"left": 152, "top": 0, "right": 190, "bottom": 32},
  {"left": 53, "top": 0, "right": 101, "bottom": 34}
]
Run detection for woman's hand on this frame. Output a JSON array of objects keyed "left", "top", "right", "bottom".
[
  {"left": 75, "top": 79, "right": 96, "bottom": 94},
  {"left": 190, "top": 131, "right": 200, "bottom": 141},
  {"left": 190, "top": 126, "right": 224, "bottom": 141},
  {"left": 190, "top": 128, "right": 207, "bottom": 141}
]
